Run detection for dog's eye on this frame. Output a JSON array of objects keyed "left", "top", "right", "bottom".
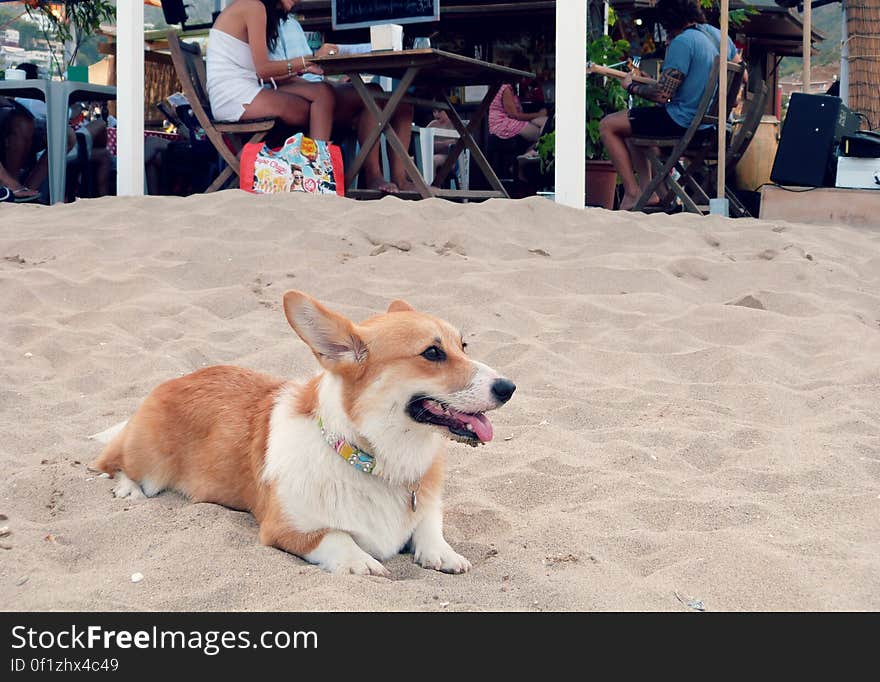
[{"left": 421, "top": 345, "right": 446, "bottom": 362}]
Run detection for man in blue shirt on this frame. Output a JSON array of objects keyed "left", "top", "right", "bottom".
[{"left": 599, "top": 0, "right": 740, "bottom": 210}]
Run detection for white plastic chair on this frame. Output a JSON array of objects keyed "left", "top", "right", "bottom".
[{"left": 411, "top": 124, "right": 470, "bottom": 190}]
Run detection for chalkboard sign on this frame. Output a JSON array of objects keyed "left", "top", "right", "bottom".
[{"left": 332, "top": 0, "right": 440, "bottom": 30}]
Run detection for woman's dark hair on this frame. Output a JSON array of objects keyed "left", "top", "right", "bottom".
[
  {"left": 655, "top": 0, "right": 706, "bottom": 33},
  {"left": 261, "top": 1, "right": 294, "bottom": 52}
]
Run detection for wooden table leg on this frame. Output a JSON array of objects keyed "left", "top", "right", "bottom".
[
  {"left": 433, "top": 85, "right": 508, "bottom": 198},
  {"left": 345, "top": 67, "right": 429, "bottom": 196}
]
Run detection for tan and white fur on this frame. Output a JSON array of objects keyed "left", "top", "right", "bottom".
[{"left": 93, "top": 291, "right": 515, "bottom": 576}]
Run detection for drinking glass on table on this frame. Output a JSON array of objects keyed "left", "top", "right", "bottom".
[{"left": 413, "top": 37, "right": 431, "bottom": 50}]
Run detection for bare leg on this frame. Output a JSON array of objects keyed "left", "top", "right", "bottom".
[
  {"left": 626, "top": 139, "right": 660, "bottom": 207},
  {"left": 240, "top": 88, "right": 312, "bottom": 131},
  {"left": 84, "top": 119, "right": 108, "bottom": 149},
  {"left": 331, "top": 82, "right": 409, "bottom": 193},
  {"left": 91, "top": 147, "right": 113, "bottom": 197},
  {"left": 2, "top": 111, "right": 35, "bottom": 182},
  {"left": 517, "top": 115, "right": 549, "bottom": 146},
  {"left": 144, "top": 136, "right": 169, "bottom": 195},
  {"left": 599, "top": 110, "right": 642, "bottom": 210},
  {"left": 387, "top": 101, "right": 414, "bottom": 189},
  {"left": 275, "top": 79, "right": 335, "bottom": 140},
  {"left": 0, "top": 160, "right": 21, "bottom": 188},
  {"left": 26, "top": 128, "right": 76, "bottom": 190}
]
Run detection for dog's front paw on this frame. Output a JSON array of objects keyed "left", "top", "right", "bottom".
[
  {"left": 329, "top": 553, "right": 391, "bottom": 577},
  {"left": 414, "top": 542, "right": 471, "bottom": 574},
  {"left": 305, "top": 531, "right": 391, "bottom": 577}
]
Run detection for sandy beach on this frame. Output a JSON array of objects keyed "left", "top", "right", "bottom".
[{"left": 1, "top": 191, "right": 878, "bottom": 611}]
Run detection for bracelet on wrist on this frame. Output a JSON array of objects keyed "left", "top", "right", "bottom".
[{"left": 287, "top": 60, "right": 292, "bottom": 77}]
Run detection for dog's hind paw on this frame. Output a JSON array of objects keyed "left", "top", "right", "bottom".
[{"left": 414, "top": 543, "right": 472, "bottom": 574}]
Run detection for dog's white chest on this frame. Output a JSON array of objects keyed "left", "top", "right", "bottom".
[{"left": 262, "top": 387, "right": 420, "bottom": 559}]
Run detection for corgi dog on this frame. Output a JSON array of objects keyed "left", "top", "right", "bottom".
[{"left": 93, "top": 291, "right": 515, "bottom": 576}]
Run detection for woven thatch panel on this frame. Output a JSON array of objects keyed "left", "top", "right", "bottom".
[
  {"left": 847, "top": 2, "right": 880, "bottom": 129},
  {"left": 145, "top": 54, "right": 181, "bottom": 126}
]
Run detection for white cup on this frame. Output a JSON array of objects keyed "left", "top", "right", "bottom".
[{"left": 5, "top": 69, "right": 27, "bottom": 81}]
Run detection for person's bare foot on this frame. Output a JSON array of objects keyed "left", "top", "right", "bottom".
[
  {"left": 364, "top": 175, "right": 400, "bottom": 194},
  {"left": 11, "top": 186, "right": 40, "bottom": 202},
  {"left": 392, "top": 178, "right": 418, "bottom": 193},
  {"left": 619, "top": 192, "right": 660, "bottom": 211}
]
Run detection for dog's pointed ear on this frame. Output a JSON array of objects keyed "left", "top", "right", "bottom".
[
  {"left": 387, "top": 299, "right": 415, "bottom": 313},
  {"left": 283, "top": 291, "right": 367, "bottom": 367}
]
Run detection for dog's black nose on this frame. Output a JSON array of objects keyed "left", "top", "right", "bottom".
[{"left": 491, "top": 378, "right": 516, "bottom": 404}]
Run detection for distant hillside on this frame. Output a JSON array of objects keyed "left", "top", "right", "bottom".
[
  {"left": 0, "top": 0, "right": 220, "bottom": 73},
  {"left": 779, "top": 4, "right": 842, "bottom": 78}
]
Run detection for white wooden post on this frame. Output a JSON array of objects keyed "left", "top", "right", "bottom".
[
  {"left": 116, "top": 0, "right": 144, "bottom": 196},
  {"left": 554, "top": 0, "right": 587, "bottom": 208}
]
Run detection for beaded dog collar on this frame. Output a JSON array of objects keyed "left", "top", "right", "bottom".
[
  {"left": 318, "top": 417, "right": 376, "bottom": 474},
  {"left": 316, "top": 417, "right": 419, "bottom": 511}
]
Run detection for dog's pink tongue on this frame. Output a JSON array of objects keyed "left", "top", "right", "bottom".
[
  {"left": 423, "top": 401, "right": 494, "bottom": 442},
  {"left": 453, "top": 410, "right": 494, "bottom": 442}
]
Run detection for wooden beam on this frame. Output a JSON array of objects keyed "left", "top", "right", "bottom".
[{"left": 802, "top": 0, "right": 812, "bottom": 92}]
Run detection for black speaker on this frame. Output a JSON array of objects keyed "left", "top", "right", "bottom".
[{"left": 770, "top": 93, "right": 861, "bottom": 187}]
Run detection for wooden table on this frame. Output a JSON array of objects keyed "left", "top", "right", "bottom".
[
  {"left": 310, "top": 49, "right": 533, "bottom": 200},
  {"left": 0, "top": 80, "right": 116, "bottom": 204}
]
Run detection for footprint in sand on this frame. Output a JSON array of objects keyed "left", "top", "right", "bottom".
[
  {"left": 726, "top": 294, "right": 766, "bottom": 310},
  {"left": 668, "top": 259, "right": 709, "bottom": 281},
  {"left": 250, "top": 276, "right": 277, "bottom": 309},
  {"left": 426, "top": 241, "right": 467, "bottom": 257},
  {"left": 702, "top": 233, "right": 721, "bottom": 248}
]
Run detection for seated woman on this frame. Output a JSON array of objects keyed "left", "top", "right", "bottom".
[
  {"left": 488, "top": 83, "right": 548, "bottom": 152},
  {"left": 207, "top": 0, "right": 334, "bottom": 141},
  {"left": 267, "top": 4, "right": 415, "bottom": 193}
]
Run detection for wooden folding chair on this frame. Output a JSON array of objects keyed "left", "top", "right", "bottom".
[
  {"left": 679, "top": 77, "right": 769, "bottom": 217},
  {"left": 629, "top": 58, "right": 744, "bottom": 214},
  {"left": 167, "top": 31, "right": 277, "bottom": 192}
]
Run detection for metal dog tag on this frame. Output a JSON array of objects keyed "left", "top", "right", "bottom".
[{"left": 411, "top": 489, "right": 418, "bottom": 512}]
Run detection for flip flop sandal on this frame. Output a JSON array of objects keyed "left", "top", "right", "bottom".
[{"left": 12, "top": 187, "right": 40, "bottom": 203}]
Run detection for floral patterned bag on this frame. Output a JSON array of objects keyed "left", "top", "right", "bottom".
[{"left": 239, "top": 133, "right": 344, "bottom": 196}]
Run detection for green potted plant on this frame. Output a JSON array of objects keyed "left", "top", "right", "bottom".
[
  {"left": 25, "top": 0, "right": 115, "bottom": 79},
  {"left": 537, "top": 35, "right": 632, "bottom": 209}
]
